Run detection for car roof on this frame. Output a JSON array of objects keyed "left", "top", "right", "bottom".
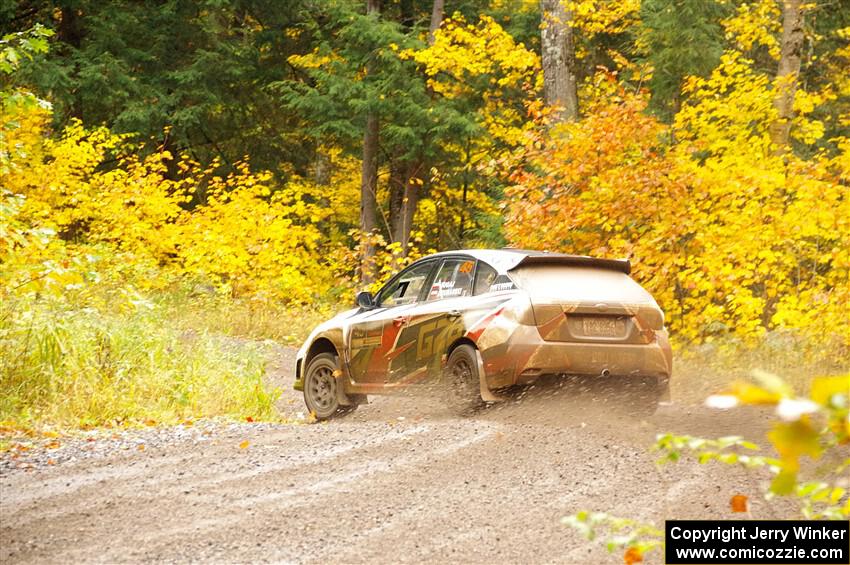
[{"left": 422, "top": 248, "right": 631, "bottom": 275}]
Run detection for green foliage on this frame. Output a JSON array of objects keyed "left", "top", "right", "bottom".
[
  {"left": 639, "top": 0, "right": 728, "bottom": 119},
  {"left": 0, "top": 23, "right": 52, "bottom": 74},
  {"left": 1, "top": 24, "right": 53, "bottom": 171},
  {"left": 654, "top": 433, "right": 772, "bottom": 467},
  {"left": 563, "top": 511, "right": 663, "bottom": 556},
  {"left": 5, "top": 1, "right": 323, "bottom": 174}
]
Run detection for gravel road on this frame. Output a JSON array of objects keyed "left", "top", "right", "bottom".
[{"left": 1, "top": 345, "right": 794, "bottom": 564}]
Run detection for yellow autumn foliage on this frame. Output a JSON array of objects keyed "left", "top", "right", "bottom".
[
  {"left": 722, "top": 0, "right": 782, "bottom": 59},
  {"left": 403, "top": 14, "right": 541, "bottom": 147},
  {"left": 507, "top": 65, "right": 850, "bottom": 353},
  {"left": 2, "top": 102, "right": 356, "bottom": 304}
]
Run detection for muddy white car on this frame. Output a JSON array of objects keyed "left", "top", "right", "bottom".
[{"left": 294, "top": 249, "right": 672, "bottom": 419}]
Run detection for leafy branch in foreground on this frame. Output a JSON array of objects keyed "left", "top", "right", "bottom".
[
  {"left": 562, "top": 511, "right": 663, "bottom": 557},
  {"left": 564, "top": 370, "right": 850, "bottom": 562}
]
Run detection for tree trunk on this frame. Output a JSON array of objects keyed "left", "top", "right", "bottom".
[
  {"left": 388, "top": 0, "right": 440, "bottom": 256},
  {"left": 360, "top": 0, "right": 381, "bottom": 286},
  {"left": 388, "top": 160, "right": 421, "bottom": 257},
  {"left": 458, "top": 135, "right": 474, "bottom": 245},
  {"left": 539, "top": 0, "right": 578, "bottom": 122},
  {"left": 399, "top": 0, "right": 415, "bottom": 29},
  {"left": 398, "top": 162, "right": 421, "bottom": 255},
  {"left": 429, "top": 0, "right": 445, "bottom": 44},
  {"left": 314, "top": 148, "right": 331, "bottom": 186},
  {"left": 360, "top": 114, "right": 379, "bottom": 286},
  {"left": 57, "top": 4, "right": 83, "bottom": 119},
  {"left": 769, "top": 0, "right": 804, "bottom": 154},
  {"left": 384, "top": 0, "right": 441, "bottom": 261},
  {"left": 389, "top": 160, "right": 406, "bottom": 240},
  {"left": 57, "top": 5, "right": 82, "bottom": 48}
]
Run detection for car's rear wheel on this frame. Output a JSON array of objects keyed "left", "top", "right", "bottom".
[
  {"left": 443, "top": 344, "right": 484, "bottom": 416},
  {"left": 622, "top": 376, "right": 660, "bottom": 417},
  {"left": 303, "top": 353, "right": 356, "bottom": 420}
]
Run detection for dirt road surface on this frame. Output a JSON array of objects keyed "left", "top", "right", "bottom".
[{"left": 1, "top": 345, "right": 791, "bottom": 564}]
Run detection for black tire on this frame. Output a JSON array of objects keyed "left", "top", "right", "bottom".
[
  {"left": 303, "top": 353, "right": 356, "bottom": 420},
  {"left": 443, "top": 344, "right": 485, "bottom": 416},
  {"left": 622, "top": 376, "right": 660, "bottom": 417}
]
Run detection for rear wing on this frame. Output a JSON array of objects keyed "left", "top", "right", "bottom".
[{"left": 509, "top": 254, "right": 631, "bottom": 275}]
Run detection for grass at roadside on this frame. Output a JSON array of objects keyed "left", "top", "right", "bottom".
[
  {"left": 167, "top": 289, "right": 342, "bottom": 346},
  {"left": 671, "top": 332, "right": 848, "bottom": 404},
  {"left": 0, "top": 291, "right": 283, "bottom": 433}
]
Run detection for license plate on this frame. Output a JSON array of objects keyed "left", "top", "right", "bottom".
[{"left": 581, "top": 316, "right": 626, "bottom": 337}]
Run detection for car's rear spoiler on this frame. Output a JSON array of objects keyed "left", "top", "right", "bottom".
[{"left": 509, "top": 254, "right": 631, "bottom": 275}]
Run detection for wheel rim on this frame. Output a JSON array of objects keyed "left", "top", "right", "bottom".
[
  {"left": 449, "top": 357, "right": 474, "bottom": 393},
  {"left": 307, "top": 365, "right": 337, "bottom": 414}
]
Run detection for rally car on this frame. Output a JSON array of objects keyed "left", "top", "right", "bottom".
[{"left": 294, "top": 249, "right": 672, "bottom": 419}]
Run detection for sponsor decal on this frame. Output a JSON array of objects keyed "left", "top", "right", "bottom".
[
  {"left": 430, "top": 280, "right": 463, "bottom": 299},
  {"left": 489, "top": 282, "right": 514, "bottom": 292}
]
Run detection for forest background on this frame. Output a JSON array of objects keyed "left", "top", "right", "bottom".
[{"left": 1, "top": 0, "right": 848, "bottom": 428}]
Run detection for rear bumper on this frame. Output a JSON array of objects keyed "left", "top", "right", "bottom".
[{"left": 480, "top": 325, "right": 672, "bottom": 388}]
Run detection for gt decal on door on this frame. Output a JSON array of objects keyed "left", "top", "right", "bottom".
[{"left": 415, "top": 317, "right": 464, "bottom": 361}]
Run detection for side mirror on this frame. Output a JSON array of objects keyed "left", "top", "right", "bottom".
[{"left": 356, "top": 291, "right": 375, "bottom": 309}]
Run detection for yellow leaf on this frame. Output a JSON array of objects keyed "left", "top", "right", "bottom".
[
  {"left": 810, "top": 375, "right": 850, "bottom": 407},
  {"left": 727, "top": 382, "right": 781, "bottom": 405},
  {"left": 750, "top": 370, "right": 794, "bottom": 398}
]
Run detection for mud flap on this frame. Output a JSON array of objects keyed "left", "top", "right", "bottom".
[
  {"left": 475, "top": 349, "right": 505, "bottom": 403},
  {"left": 334, "top": 355, "right": 364, "bottom": 406}
]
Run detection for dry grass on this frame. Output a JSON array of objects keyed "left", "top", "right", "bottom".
[
  {"left": 0, "top": 292, "right": 281, "bottom": 431},
  {"left": 166, "top": 291, "right": 343, "bottom": 345},
  {"left": 671, "top": 331, "right": 848, "bottom": 405}
]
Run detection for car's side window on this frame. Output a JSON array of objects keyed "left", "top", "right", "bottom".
[
  {"left": 376, "top": 261, "right": 434, "bottom": 307},
  {"left": 473, "top": 261, "right": 498, "bottom": 295},
  {"left": 426, "top": 258, "right": 475, "bottom": 301}
]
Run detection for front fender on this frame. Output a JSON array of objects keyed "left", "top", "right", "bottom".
[{"left": 294, "top": 326, "right": 348, "bottom": 392}]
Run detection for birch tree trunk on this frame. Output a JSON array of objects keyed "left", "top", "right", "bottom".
[
  {"left": 429, "top": 0, "right": 445, "bottom": 44},
  {"left": 769, "top": 0, "right": 804, "bottom": 154},
  {"left": 539, "top": 0, "right": 578, "bottom": 123}
]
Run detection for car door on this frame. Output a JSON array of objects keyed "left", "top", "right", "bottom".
[
  {"left": 347, "top": 260, "right": 437, "bottom": 385},
  {"left": 395, "top": 257, "right": 477, "bottom": 383}
]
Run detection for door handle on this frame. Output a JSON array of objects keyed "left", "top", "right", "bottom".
[
  {"left": 447, "top": 310, "right": 462, "bottom": 318},
  {"left": 392, "top": 316, "right": 407, "bottom": 327}
]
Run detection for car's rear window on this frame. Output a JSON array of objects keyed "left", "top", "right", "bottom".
[{"left": 509, "top": 264, "right": 655, "bottom": 304}]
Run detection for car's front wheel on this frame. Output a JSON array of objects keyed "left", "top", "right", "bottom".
[
  {"left": 443, "top": 344, "right": 485, "bottom": 416},
  {"left": 303, "top": 353, "right": 356, "bottom": 420}
]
